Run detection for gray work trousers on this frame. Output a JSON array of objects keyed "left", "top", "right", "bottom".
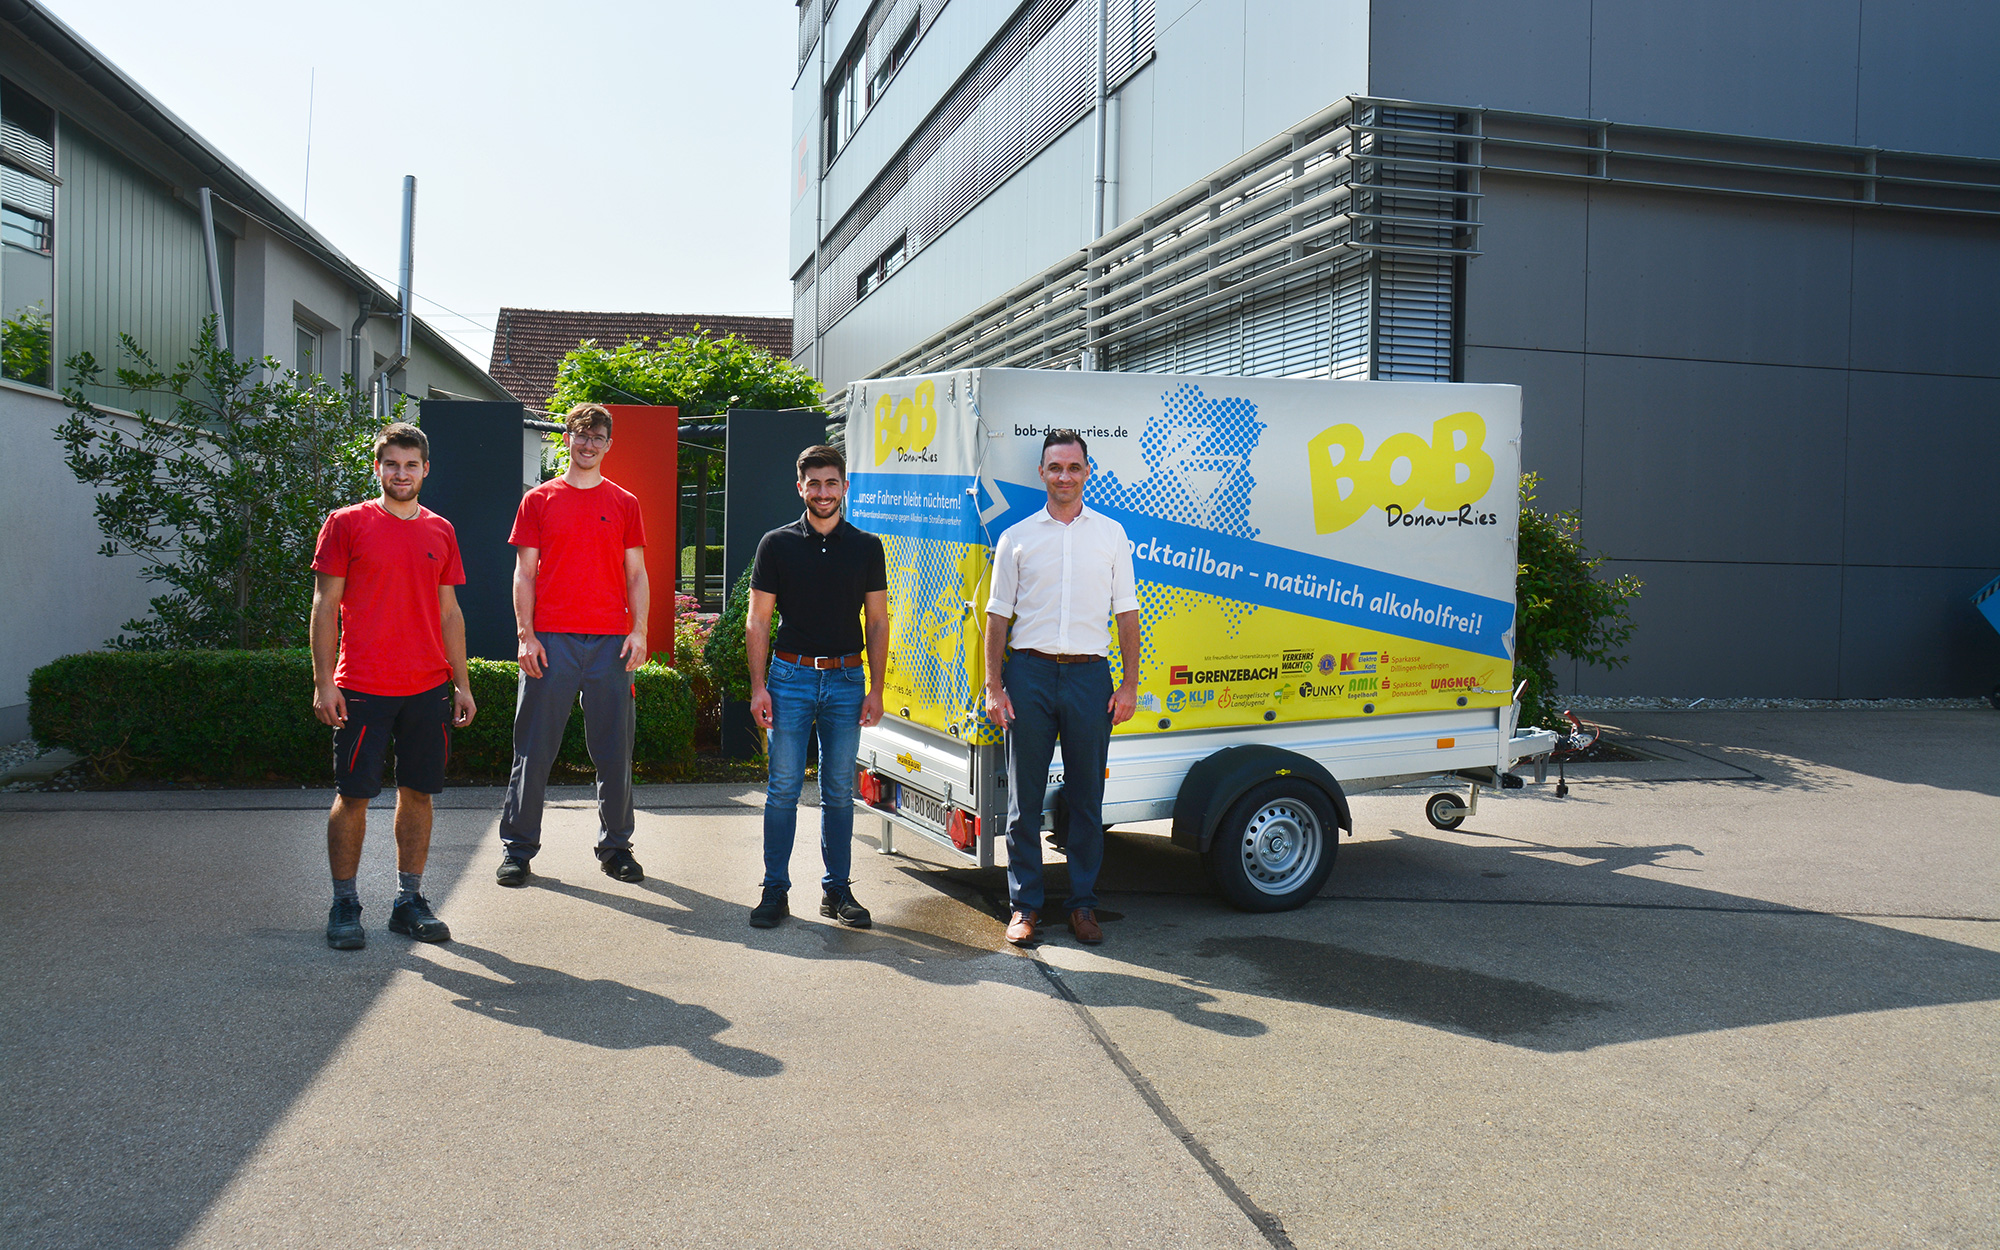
[{"left": 499, "top": 632, "right": 635, "bottom": 859}]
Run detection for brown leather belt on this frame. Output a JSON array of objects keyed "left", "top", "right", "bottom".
[
  {"left": 1019, "top": 649, "right": 1105, "bottom": 664},
  {"left": 775, "top": 650, "right": 864, "bottom": 669}
]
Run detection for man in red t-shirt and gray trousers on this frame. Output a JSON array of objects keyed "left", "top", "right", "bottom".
[
  {"left": 311, "top": 422, "right": 477, "bottom": 950},
  {"left": 496, "top": 403, "right": 650, "bottom": 887}
]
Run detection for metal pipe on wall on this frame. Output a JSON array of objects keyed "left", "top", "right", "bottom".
[
  {"left": 369, "top": 175, "right": 415, "bottom": 419},
  {"left": 1083, "top": 0, "right": 1108, "bottom": 370},
  {"left": 197, "top": 187, "right": 229, "bottom": 352}
]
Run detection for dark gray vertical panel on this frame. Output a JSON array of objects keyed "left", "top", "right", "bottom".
[
  {"left": 1581, "top": 355, "right": 1847, "bottom": 565},
  {"left": 416, "top": 400, "right": 526, "bottom": 663},
  {"left": 1838, "top": 565, "right": 2000, "bottom": 698},
  {"left": 1843, "top": 372, "right": 2000, "bottom": 569},
  {"left": 722, "top": 409, "right": 834, "bottom": 755},
  {"left": 1574, "top": 560, "right": 1844, "bottom": 698}
]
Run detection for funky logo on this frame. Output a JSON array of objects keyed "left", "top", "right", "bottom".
[{"left": 1306, "top": 411, "right": 1495, "bottom": 532}]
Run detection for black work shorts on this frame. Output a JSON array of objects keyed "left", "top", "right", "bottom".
[{"left": 331, "top": 681, "right": 453, "bottom": 798}]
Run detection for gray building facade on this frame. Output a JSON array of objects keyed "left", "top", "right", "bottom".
[{"left": 790, "top": 0, "right": 2000, "bottom": 699}]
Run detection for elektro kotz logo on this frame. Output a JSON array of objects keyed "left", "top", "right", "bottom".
[
  {"left": 872, "top": 378, "right": 940, "bottom": 465},
  {"left": 1339, "top": 651, "right": 1377, "bottom": 675}
]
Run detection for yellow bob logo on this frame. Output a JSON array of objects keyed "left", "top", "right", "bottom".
[
  {"left": 873, "top": 379, "right": 939, "bottom": 466},
  {"left": 1306, "top": 411, "right": 1495, "bottom": 532}
]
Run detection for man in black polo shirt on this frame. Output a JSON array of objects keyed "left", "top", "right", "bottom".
[{"left": 745, "top": 444, "right": 888, "bottom": 929}]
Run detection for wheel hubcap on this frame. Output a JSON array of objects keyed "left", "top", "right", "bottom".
[{"left": 1240, "top": 800, "right": 1322, "bottom": 894}]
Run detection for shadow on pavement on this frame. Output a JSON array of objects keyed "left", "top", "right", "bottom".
[
  {"left": 407, "top": 942, "right": 783, "bottom": 1076},
  {"left": 883, "top": 823, "right": 2000, "bottom": 1055},
  {"left": 1589, "top": 709, "right": 2000, "bottom": 797},
  {"left": 533, "top": 874, "right": 1267, "bottom": 1037}
]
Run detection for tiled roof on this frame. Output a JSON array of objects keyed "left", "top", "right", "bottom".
[{"left": 489, "top": 308, "right": 795, "bottom": 412}]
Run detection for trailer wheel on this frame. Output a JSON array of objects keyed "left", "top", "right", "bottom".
[
  {"left": 1425, "top": 792, "right": 1468, "bottom": 830},
  {"left": 1205, "top": 779, "right": 1337, "bottom": 912}
]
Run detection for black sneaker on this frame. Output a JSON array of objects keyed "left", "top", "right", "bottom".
[
  {"left": 496, "top": 855, "right": 530, "bottom": 888},
  {"left": 388, "top": 894, "right": 451, "bottom": 943},
  {"left": 820, "top": 885, "right": 872, "bottom": 929},
  {"left": 749, "top": 887, "right": 789, "bottom": 929},
  {"left": 326, "top": 899, "right": 364, "bottom": 950},
  {"left": 599, "top": 848, "right": 644, "bottom": 883}
]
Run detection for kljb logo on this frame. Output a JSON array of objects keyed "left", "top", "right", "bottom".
[
  {"left": 1306, "top": 411, "right": 1495, "bottom": 532},
  {"left": 873, "top": 379, "right": 940, "bottom": 465}
]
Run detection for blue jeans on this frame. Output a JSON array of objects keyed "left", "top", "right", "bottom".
[
  {"left": 762, "top": 657, "right": 865, "bottom": 892},
  {"left": 1002, "top": 652, "right": 1112, "bottom": 914}
]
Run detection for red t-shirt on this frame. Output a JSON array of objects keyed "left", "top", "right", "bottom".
[
  {"left": 311, "top": 501, "right": 466, "bottom": 696},
  {"left": 509, "top": 477, "right": 646, "bottom": 635}
]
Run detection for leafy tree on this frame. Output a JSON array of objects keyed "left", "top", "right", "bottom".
[
  {"left": 1514, "top": 473, "right": 1644, "bottom": 729},
  {"left": 55, "top": 319, "right": 382, "bottom": 650},
  {"left": 547, "top": 326, "right": 823, "bottom": 417},
  {"left": 703, "top": 567, "right": 766, "bottom": 703}
]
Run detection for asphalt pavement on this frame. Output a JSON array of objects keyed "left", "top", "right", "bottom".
[{"left": 1, "top": 708, "right": 1994, "bottom": 1249}]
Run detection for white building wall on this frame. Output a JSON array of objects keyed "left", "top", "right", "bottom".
[{"left": 0, "top": 384, "right": 158, "bottom": 742}]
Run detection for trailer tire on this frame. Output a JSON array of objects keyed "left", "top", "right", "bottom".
[
  {"left": 1425, "top": 792, "right": 1468, "bottom": 831},
  {"left": 1204, "top": 779, "right": 1337, "bottom": 912}
]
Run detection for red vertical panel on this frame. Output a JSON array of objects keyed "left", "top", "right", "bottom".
[{"left": 604, "top": 405, "right": 679, "bottom": 664}]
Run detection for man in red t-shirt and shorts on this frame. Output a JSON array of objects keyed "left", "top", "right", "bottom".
[
  {"left": 311, "top": 422, "right": 477, "bottom": 950},
  {"left": 496, "top": 402, "right": 650, "bottom": 887}
]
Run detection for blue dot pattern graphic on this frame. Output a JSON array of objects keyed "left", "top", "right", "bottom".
[
  {"left": 1086, "top": 384, "right": 1265, "bottom": 540},
  {"left": 1087, "top": 384, "right": 1268, "bottom": 672}
]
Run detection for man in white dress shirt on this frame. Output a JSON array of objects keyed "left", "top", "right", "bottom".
[{"left": 984, "top": 429, "right": 1142, "bottom": 946}]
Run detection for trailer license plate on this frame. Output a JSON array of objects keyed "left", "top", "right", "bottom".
[{"left": 899, "top": 786, "right": 948, "bottom": 829}]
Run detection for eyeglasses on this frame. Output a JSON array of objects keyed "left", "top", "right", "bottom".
[{"left": 572, "top": 433, "right": 610, "bottom": 447}]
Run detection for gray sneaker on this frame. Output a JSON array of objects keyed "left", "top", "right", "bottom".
[{"left": 326, "top": 899, "right": 365, "bottom": 950}]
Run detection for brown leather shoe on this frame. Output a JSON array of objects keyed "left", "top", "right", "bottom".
[
  {"left": 1005, "top": 910, "right": 1040, "bottom": 945},
  {"left": 1067, "top": 908, "right": 1104, "bottom": 945}
]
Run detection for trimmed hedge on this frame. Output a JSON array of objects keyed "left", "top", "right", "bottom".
[{"left": 29, "top": 649, "right": 696, "bottom": 785}]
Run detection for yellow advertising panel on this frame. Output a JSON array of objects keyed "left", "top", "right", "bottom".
[{"left": 846, "top": 369, "right": 1520, "bottom": 745}]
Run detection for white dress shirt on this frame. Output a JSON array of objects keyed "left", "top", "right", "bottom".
[{"left": 986, "top": 503, "right": 1139, "bottom": 656}]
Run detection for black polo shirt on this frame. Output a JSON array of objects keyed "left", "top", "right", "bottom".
[{"left": 750, "top": 513, "right": 888, "bottom": 657}]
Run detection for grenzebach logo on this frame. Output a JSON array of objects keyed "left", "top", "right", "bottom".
[{"left": 1171, "top": 664, "right": 1280, "bottom": 685}]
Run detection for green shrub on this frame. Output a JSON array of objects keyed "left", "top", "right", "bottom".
[
  {"left": 1515, "top": 473, "right": 1644, "bottom": 730},
  {"left": 678, "top": 545, "right": 725, "bottom": 578},
  {"left": 29, "top": 650, "right": 695, "bottom": 785},
  {"left": 704, "top": 567, "right": 768, "bottom": 703}
]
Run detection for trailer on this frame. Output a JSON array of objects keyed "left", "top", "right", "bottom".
[{"left": 844, "top": 368, "right": 1557, "bottom": 911}]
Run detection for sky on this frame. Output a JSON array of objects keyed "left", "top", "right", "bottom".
[{"left": 39, "top": 0, "right": 801, "bottom": 366}]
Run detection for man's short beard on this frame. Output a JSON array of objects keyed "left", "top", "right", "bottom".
[
  {"left": 383, "top": 481, "right": 421, "bottom": 502},
  {"left": 807, "top": 498, "right": 841, "bottom": 514}
]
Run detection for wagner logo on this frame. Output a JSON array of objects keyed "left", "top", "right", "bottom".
[
  {"left": 1171, "top": 664, "right": 1280, "bottom": 685},
  {"left": 895, "top": 752, "right": 921, "bottom": 773},
  {"left": 872, "top": 378, "right": 940, "bottom": 465},
  {"left": 1306, "top": 411, "right": 1495, "bottom": 532},
  {"left": 1280, "top": 649, "right": 1314, "bottom": 675},
  {"left": 1339, "top": 651, "right": 1378, "bottom": 675},
  {"left": 1431, "top": 675, "right": 1479, "bottom": 691},
  {"left": 1297, "top": 680, "right": 1345, "bottom": 699}
]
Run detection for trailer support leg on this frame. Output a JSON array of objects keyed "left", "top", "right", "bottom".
[
  {"left": 1467, "top": 781, "right": 1480, "bottom": 817},
  {"left": 878, "top": 815, "right": 896, "bottom": 856}
]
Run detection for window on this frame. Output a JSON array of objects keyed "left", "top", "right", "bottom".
[
  {"left": 856, "top": 233, "right": 907, "bottom": 299},
  {"left": 870, "top": 17, "right": 917, "bottom": 103},
  {"left": 296, "top": 321, "right": 321, "bottom": 379},
  {"left": 824, "top": 42, "right": 866, "bottom": 164},
  {"left": 2, "top": 77, "right": 56, "bottom": 388}
]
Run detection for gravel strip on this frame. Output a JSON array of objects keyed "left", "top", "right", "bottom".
[{"left": 1562, "top": 695, "right": 1991, "bottom": 711}]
